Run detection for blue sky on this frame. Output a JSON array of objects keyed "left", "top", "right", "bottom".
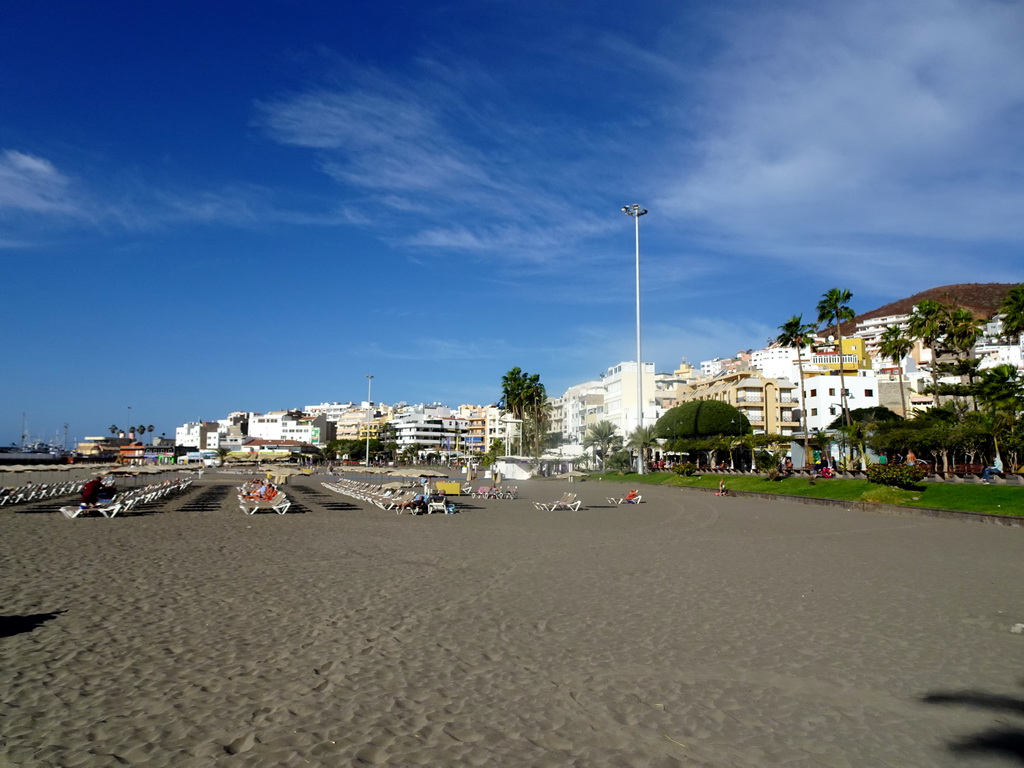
[{"left": 3, "top": 0, "right": 1023, "bottom": 447}]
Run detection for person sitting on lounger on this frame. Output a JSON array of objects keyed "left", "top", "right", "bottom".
[{"left": 81, "top": 477, "right": 104, "bottom": 508}]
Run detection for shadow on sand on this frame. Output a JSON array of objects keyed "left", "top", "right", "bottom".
[
  {"left": 0, "top": 610, "right": 65, "bottom": 639},
  {"left": 922, "top": 683, "right": 1024, "bottom": 764}
]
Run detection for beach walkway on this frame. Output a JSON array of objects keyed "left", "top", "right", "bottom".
[{"left": 1, "top": 474, "right": 1022, "bottom": 766}]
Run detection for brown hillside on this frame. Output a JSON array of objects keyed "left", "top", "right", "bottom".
[{"left": 831, "top": 282, "right": 1019, "bottom": 335}]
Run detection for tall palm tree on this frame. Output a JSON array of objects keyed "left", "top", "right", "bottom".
[
  {"left": 583, "top": 421, "right": 621, "bottom": 470},
  {"left": 907, "top": 299, "right": 948, "bottom": 408},
  {"left": 776, "top": 314, "right": 816, "bottom": 467},
  {"left": 943, "top": 306, "right": 984, "bottom": 410},
  {"left": 999, "top": 283, "right": 1024, "bottom": 341},
  {"left": 975, "top": 364, "right": 1024, "bottom": 464},
  {"left": 878, "top": 324, "right": 914, "bottom": 417},
  {"left": 108, "top": 424, "right": 119, "bottom": 436},
  {"left": 500, "top": 367, "right": 548, "bottom": 455},
  {"left": 627, "top": 425, "right": 658, "bottom": 471},
  {"left": 816, "top": 288, "right": 855, "bottom": 428}
]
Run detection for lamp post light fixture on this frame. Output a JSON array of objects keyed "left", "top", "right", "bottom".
[
  {"left": 365, "top": 375, "right": 374, "bottom": 468},
  {"left": 621, "top": 203, "right": 648, "bottom": 475}
]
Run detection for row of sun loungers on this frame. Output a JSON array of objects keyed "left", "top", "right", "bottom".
[
  {"left": 470, "top": 485, "right": 518, "bottom": 499},
  {"left": 322, "top": 480, "right": 425, "bottom": 513},
  {"left": 59, "top": 478, "right": 193, "bottom": 518},
  {"left": 1, "top": 480, "right": 86, "bottom": 507},
  {"left": 322, "top": 480, "right": 460, "bottom": 514}
]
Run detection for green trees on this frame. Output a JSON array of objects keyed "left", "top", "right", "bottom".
[
  {"left": 627, "top": 425, "right": 658, "bottom": 471},
  {"left": 480, "top": 437, "right": 506, "bottom": 468},
  {"left": 816, "top": 288, "right": 855, "bottom": 427},
  {"left": 827, "top": 406, "right": 902, "bottom": 470},
  {"left": 907, "top": 299, "right": 947, "bottom": 407},
  {"left": 655, "top": 400, "right": 751, "bottom": 468},
  {"left": 500, "top": 367, "right": 550, "bottom": 456},
  {"left": 582, "top": 421, "right": 621, "bottom": 470},
  {"left": 655, "top": 400, "right": 750, "bottom": 442},
  {"left": 776, "top": 314, "right": 816, "bottom": 466},
  {"left": 999, "top": 283, "right": 1024, "bottom": 340},
  {"left": 878, "top": 324, "right": 914, "bottom": 417},
  {"left": 975, "top": 364, "right": 1024, "bottom": 466}
]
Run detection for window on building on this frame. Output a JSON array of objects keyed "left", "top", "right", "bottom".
[
  {"left": 864, "top": 389, "right": 873, "bottom": 397},
  {"left": 809, "top": 389, "right": 817, "bottom": 397},
  {"left": 810, "top": 408, "right": 818, "bottom": 416},
  {"left": 829, "top": 388, "right": 836, "bottom": 396}
]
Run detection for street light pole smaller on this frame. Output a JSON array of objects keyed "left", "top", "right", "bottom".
[
  {"left": 365, "top": 375, "right": 374, "bottom": 468},
  {"left": 621, "top": 203, "right": 648, "bottom": 475}
]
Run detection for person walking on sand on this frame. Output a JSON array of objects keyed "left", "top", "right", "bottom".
[{"left": 716, "top": 478, "right": 726, "bottom": 497}]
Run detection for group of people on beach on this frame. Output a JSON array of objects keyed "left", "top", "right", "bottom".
[{"left": 240, "top": 478, "right": 279, "bottom": 501}]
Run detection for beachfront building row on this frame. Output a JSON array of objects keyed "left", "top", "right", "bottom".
[{"left": 157, "top": 292, "right": 1021, "bottom": 460}]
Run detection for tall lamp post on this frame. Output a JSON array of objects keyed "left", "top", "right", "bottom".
[
  {"left": 621, "top": 203, "right": 648, "bottom": 474},
  {"left": 365, "top": 375, "right": 374, "bottom": 468}
]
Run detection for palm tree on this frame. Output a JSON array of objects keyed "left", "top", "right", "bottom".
[
  {"left": 944, "top": 306, "right": 984, "bottom": 409},
  {"left": 582, "top": 421, "right": 621, "bottom": 470},
  {"left": 907, "top": 299, "right": 948, "bottom": 408},
  {"left": 500, "top": 367, "right": 548, "bottom": 456},
  {"left": 816, "top": 288, "right": 855, "bottom": 428},
  {"left": 878, "top": 324, "right": 914, "bottom": 417},
  {"left": 108, "top": 424, "right": 119, "bottom": 436},
  {"left": 975, "top": 364, "right": 1024, "bottom": 465},
  {"left": 627, "top": 425, "right": 658, "bottom": 471},
  {"left": 776, "top": 314, "right": 816, "bottom": 467},
  {"left": 999, "top": 283, "right": 1024, "bottom": 341}
]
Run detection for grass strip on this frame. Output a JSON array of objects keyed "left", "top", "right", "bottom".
[{"left": 594, "top": 472, "right": 1023, "bottom": 517}]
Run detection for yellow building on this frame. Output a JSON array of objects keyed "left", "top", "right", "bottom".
[
  {"left": 806, "top": 337, "right": 871, "bottom": 376},
  {"left": 677, "top": 370, "right": 800, "bottom": 435}
]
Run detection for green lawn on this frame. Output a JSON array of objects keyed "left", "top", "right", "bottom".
[{"left": 593, "top": 472, "right": 1024, "bottom": 517}]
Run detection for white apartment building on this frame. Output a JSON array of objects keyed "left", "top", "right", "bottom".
[
  {"left": 602, "top": 361, "right": 657, "bottom": 437},
  {"left": 304, "top": 402, "right": 356, "bottom": 422},
  {"left": 174, "top": 421, "right": 219, "bottom": 450},
  {"left": 552, "top": 380, "right": 605, "bottom": 445},
  {"left": 975, "top": 316, "right": 1023, "bottom": 370},
  {"left": 853, "top": 313, "right": 911, "bottom": 364},
  {"left": 749, "top": 344, "right": 815, "bottom": 382},
  {"left": 391, "top": 406, "right": 470, "bottom": 456},
  {"left": 801, "top": 372, "right": 881, "bottom": 433},
  {"left": 700, "top": 358, "right": 726, "bottom": 378},
  {"left": 247, "top": 410, "right": 332, "bottom": 447}
]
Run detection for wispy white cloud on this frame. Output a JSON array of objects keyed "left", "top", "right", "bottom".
[
  {"left": 254, "top": 62, "right": 620, "bottom": 264},
  {"left": 660, "top": 0, "right": 1024, "bottom": 260},
  {"left": 0, "top": 150, "right": 80, "bottom": 215}
]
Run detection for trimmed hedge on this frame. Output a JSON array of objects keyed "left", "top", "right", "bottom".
[{"left": 866, "top": 463, "right": 927, "bottom": 488}]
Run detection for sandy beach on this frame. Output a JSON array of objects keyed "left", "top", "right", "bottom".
[{"left": 2, "top": 473, "right": 1022, "bottom": 767}]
